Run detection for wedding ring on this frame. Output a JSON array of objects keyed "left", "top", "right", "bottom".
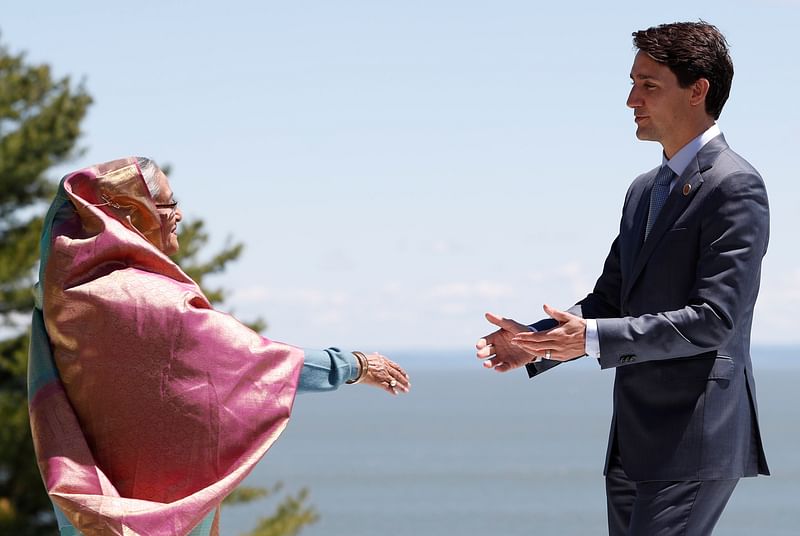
[
  {"left": 389, "top": 379, "right": 398, "bottom": 388},
  {"left": 544, "top": 350, "right": 552, "bottom": 359}
]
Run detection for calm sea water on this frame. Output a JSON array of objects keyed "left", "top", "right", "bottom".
[{"left": 220, "top": 349, "right": 799, "bottom": 536}]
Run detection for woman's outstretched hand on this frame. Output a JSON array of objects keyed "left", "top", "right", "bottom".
[{"left": 361, "top": 353, "right": 410, "bottom": 395}]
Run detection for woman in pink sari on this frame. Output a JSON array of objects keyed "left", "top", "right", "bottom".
[{"left": 28, "top": 157, "right": 410, "bottom": 536}]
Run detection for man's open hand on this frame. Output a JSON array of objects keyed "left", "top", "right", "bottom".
[
  {"left": 510, "top": 304, "right": 587, "bottom": 361},
  {"left": 476, "top": 312, "right": 535, "bottom": 372}
]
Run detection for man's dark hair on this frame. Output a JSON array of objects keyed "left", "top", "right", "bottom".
[{"left": 633, "top": 21, "right": 733, "bottom": 119}]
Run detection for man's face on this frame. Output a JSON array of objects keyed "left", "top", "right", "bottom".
[
  {"left": 627, "top": 51, "right": 698, "bottom": 155},
  {"left": 153, "top": 169, "right": 183, "bottom": 256}
]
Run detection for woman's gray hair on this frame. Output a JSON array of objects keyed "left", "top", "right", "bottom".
[{"left": 136, "top": 156, "right": 161, "bottom": 198}]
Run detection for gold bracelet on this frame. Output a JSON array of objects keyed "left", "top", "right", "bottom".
[
  {"left": 346, "top": 351, "right": 369, "bottom": 384},
  {"left": 347, "top": 351, "right": 368, "bottom": 384}
]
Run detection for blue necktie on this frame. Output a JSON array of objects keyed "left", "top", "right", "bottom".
[{"left": 644, "top": 165, "right": 675, "bottom": 241}]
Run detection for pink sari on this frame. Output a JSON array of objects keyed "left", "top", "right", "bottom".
[{"left": 28, "top": 158, "right": 303, "bottom": 535}]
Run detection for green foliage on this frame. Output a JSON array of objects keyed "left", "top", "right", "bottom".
[
  {"left": 172, "top": 219, "right": 243, "bottom": 304},
  {"left": 0, "top": 39, "right": 91, "bottom": 319},
  {"left": 0, "top": 37, "right": 310, "bottom": 536},
  {"left": 0, "top": 36, "right": 91, "bottom": 535},
  {"left": 0, "top": 329, "right": 53, "bottom": 536},
  {"left": 172, "top": 218, "right": 266, "bottom": 332},
  {"left": 224, "top": 486, "right": 271, "bottom": 505},
  {"left": 172, "top": 220, "right": 267, "bottom": 332},
  {"left": 224, "top": 485, "right": 319, "bottom": 536}
]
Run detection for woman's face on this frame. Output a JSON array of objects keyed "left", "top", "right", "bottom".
[{"left": 153, "top": 169, "right": 183, "bottom": 255}]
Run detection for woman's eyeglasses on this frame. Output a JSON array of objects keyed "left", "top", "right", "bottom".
[{"left": 155, "top": 199, "right": 179, "bottom": 218}]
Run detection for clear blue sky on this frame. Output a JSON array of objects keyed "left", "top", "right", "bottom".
[{"left": 4, "top": 0, "right": 799, "bottom": 350}]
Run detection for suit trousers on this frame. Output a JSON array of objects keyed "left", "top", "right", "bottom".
[{"left": 605, "top": 448, "right": 738, "bottom": 536}]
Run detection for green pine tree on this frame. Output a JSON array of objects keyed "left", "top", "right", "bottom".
[
  {"left": 0, "top": 37, "right": 92, "bottom": 535},
  {"left": 0, "top": 38, "right": 316, "bottom": 536}
]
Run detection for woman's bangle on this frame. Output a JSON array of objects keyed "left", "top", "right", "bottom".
[{"left": 346, "top": 351, "right": 369, "bottom": 384}]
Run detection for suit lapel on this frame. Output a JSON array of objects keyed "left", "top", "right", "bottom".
[{"left": 621, "top": 134, "right": 729, "bottom": 304}]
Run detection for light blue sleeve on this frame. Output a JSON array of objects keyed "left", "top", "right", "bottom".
[
  {"left": 54, "top": 503, "right": 80, "bottom": 535},
  {"left": 298, "top": 347, "right": 360, "bottom": 393}
]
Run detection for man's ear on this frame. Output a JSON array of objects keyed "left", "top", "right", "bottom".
[{"left": 690, "top": 78, "right": 710, "bottom": 108}]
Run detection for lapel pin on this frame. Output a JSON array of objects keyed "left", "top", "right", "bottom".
[{"left": 682, "top": 183, "right": 692, "bottom": 196}]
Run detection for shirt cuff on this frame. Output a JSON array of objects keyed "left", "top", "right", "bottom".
[{"left": 584, "top": 319, "right": 600, "bottom": 358}]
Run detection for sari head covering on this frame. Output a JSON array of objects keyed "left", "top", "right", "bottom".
[{"left": 28, "top": 158, "right": 303, "bottom": 535}]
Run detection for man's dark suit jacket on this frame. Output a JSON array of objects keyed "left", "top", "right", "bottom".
[{"left": 526, "top": 134, "right": 770, "bottom": 482}]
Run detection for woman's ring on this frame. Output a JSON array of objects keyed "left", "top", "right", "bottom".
[
  {"left": 389, "top": 379, "right": 398, "bottom": 388},
  {"left": 544, "top": 350, "right": 552, "bottom": 359}
]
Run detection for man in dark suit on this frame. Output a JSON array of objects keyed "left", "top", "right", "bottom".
[{"left": 476, "top": 21, "right": 769, "bottom": 535}]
